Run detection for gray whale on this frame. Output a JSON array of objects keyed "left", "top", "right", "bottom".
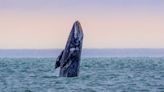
[{"left": 55, "top": 21, "right": 84, "bottom": 77}]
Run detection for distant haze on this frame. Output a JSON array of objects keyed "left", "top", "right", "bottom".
[
  {"left": 0, "top": 49, "right": 164, "bottom": 58},
  {"left": 0, "top": 0, "right": 164, "bottom": 49}
]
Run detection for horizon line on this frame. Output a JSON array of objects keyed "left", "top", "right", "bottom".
[{"left": 0, "top": 48, "right": 164, "bottom": 50}]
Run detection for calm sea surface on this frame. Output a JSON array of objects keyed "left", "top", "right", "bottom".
[
  {"left": 0, "top": 49, "right": 164, "bottom": 92},
  {"left": 0, "top": 49, "right": 164, "bottom": 57}
]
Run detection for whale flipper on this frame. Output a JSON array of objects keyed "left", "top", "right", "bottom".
[
  {"left": 55, "top": 21, "right": 83, "bottom": 77},
  {"left": 55, "top": 50, "right": 64, "bottom": 69}
]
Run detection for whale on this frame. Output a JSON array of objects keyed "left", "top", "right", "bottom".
[{"left": 55, "top": 21, "right": 84, "bottom": 77}]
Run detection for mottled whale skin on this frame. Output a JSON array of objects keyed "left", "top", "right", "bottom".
[{"left": 55, "top": 21, "right": 83, "bottom": 77}]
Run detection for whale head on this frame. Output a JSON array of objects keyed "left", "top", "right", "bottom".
[{"left": 71, "top": 21, "right": 83, "bottom": 47}]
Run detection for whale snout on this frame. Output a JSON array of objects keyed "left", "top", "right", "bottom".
[{"left": 73, "top": 21, "right": 83, "bottom": 41}]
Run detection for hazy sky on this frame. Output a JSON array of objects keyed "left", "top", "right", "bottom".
[{"left": 0, "top": 0, "right": 164, "bottom": 49}]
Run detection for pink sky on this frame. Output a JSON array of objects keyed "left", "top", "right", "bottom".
[{"left": 0, "top": 0, "right": 164, "bottom": 49}]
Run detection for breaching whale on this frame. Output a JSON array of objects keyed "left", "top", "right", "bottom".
[{"left": 55, "top": 21, "right": 84, "bottom": 77}]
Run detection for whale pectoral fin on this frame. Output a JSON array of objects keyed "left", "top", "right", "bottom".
[
  {"left": 55, "top": 50, "right": 64, "bottom": 69},
  {"left": 55, "top": 60, "right": 60, "bottom": 69}
]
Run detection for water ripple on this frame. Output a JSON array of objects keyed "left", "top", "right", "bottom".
[{"left": 0, "top": 57, "right": 164, "bottom": 92}]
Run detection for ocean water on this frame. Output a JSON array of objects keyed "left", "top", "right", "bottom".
[
  {"left": 0, "top": 49, "right": 164, "bottom": 57},
  {"left": 0, "top": 57, "right": 164, "bottom": 92}
]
